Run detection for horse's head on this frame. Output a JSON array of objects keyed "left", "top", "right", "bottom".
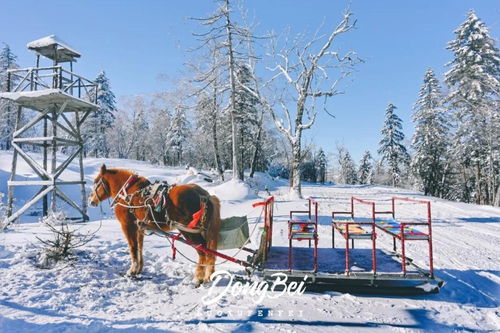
[{"left": 88, "top": 164, "right": 112, "bottom": 207}]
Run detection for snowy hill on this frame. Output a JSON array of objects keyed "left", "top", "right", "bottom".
[{"left": 0, "top": 151, "right": 499, "bottom": 332}]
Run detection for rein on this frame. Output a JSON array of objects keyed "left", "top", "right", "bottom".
[
  {"left": 102, "top": 177, "right": 207, "bottom": 235},
  {"left": 110, "top": 175, "right": 141, "bottom": 208}
]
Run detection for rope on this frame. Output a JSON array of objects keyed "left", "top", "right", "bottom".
[
  {"left": 146, "top": 202, "right": 265, "bottom": 268},
  {"left": 107, "top": 178, "right": 270, "bottom": 269}
]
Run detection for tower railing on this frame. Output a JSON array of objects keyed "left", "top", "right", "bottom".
[{"left": 6, "top": 66, "right": 97, "bottom": 103}]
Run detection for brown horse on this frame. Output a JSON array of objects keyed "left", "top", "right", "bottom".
[{"left": 88, "top": 164, "right": 221, "bottom": 285}]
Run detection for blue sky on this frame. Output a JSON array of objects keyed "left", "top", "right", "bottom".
[{"left": 1, "top": 0, "right": 498, "bottom": 162}]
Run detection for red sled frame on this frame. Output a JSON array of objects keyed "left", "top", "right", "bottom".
[
  {"left": 288, "top": 198, "right": 319, "bottom": 272},
  {"left": 374, "top": 197, "right": 434, "bottom": 278},
  {"left": 332, "top": 197, "right": 377, "bottom": 275}
]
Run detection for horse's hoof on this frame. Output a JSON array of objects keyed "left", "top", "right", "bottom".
[
  {"left": 126, "top": 268, "right": 139, "bottom": 277},
  {"left": 191, "top": 278, "right": 203, "bottom": 288}
]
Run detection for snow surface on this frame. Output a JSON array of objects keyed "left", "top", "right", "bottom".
[{"left": 0, "top": 151, "right": 499, "bottom": 332}]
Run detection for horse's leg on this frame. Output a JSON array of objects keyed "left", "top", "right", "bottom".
[
  {"left": 193, "top": 249, "right": 206, "bottom": 286},
  {"left": 119, "top": 216, "right": 140, "bottom": 276},
  {"left": 203, "top": 237, "right": 217, "bottom": 283},
  {"left": 203, "top": 196, "right": 221, "bottom": 283},
  {"left": 136, "top": 230, "right": 144, "bottom": 274}
]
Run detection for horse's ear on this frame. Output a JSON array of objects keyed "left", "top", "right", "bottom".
[{"left": 100, "top": 164, "right": 107, "bottom": 174}]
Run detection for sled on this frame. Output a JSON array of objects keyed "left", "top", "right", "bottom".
[
  {"left": 140, "top": 195, "right": 444, "bottom": 295},
  {"left": 256, "top": 196, "right": 443, "bottom": 295}
]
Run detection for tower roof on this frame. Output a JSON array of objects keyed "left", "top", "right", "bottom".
[{"left": 27, "top": 35, "right": 81, "bottom": 62}]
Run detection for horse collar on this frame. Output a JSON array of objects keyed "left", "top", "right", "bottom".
[{"left": 110, "top": 174, "right": 141, "bottom": 207}]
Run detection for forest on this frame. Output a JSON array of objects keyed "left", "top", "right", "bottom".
[{"left": 0, "top": 1, "right": 498, "bottom": 206}]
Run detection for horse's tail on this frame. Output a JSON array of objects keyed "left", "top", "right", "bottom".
[{"left": 205, "top": 195, "right": 221, "bottom": 251}]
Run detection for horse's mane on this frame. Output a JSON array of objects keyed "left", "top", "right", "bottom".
[
  {"left": 105, "top": 168, "right": 148, "bottom": 182},
  {"left": 105, "top": 168, "right": 130, "bottom": 175}
]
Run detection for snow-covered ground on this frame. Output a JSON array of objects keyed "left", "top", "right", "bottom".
[{"left": 0, "top": 151, "right": 499, "bottom": 332}]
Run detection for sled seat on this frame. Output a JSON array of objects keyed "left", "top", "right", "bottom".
[
  {"left": 288, "top": 198, "right": 318, "bottom": 272},
  {"left": 374, "top": 197, "right": 434, "bottom": 277},
  {"left": 375, "top": 218, "right": 428, "bottom": 240},
  {"left": 289, "top": 219, "right": 316, "bottom": 239},
  {"left": 331, "top": 197, "right": 377, "bottom": 274},
  {"left": 332, "top": 216, "right": 374, "bottom": 239}
]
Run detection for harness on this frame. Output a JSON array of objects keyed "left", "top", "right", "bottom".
[
  {"left": 93, "top": 174, "right": 208, "bottom": 236},
  {"left": 109, "top": 175, "right": 150, "bottom": 208},
  {"left": 137, "top": 181, "right": 209, "bottom": 236}
]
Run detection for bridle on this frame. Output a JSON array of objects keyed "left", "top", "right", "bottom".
[{"left": 91, "top": 176, "right": 110, "bottom": 204}]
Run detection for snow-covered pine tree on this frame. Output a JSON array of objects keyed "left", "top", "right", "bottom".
[
  {"left": 82, "top": 71, "right": 116, "bottom": 157},
  {"left": 166, "top": 106, "right": 189, "bottom": 166},
  {"left": 194, "top": 94, "right": 219, "bottom": 171},
  {"left": 316, "top": 148, "right": 327, "bottom": 184},
  {"left": 106, "top": 109, "right": 133, "bottom": 159},
  {"left": 371, "top": 159, "right": 389, "bottom": 185},
  {"left": 411, "top": 68, "right": 451, "bottom": 197},
  {"left": 338, "top": 148, "right": 357, "bottom": 185},
  {"left": 234, "top": 63, "right": 259, "bottom": 177},
  {"left": 130, "top": 97, "right": 149, "bottom": 161},
  {"left": 358, "top": 150, "right": 373, "bottom": 185},
  {"left": 0, "top": 43, "right": 19, "bottom": 150},
  {"left": 378, "top": 103, "right": 410, "bottom": 187},
  {"left": 148, "top": 106, "right": 172, "bottom": 165},
  {"left": 444, "top": 10, "right": 499, "bottom": 205}
]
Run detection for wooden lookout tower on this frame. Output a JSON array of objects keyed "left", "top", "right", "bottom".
[{"left": 0, "top": 35, "right": 98, "bottom": 228}]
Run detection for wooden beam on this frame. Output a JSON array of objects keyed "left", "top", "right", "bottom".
[
  {"left": 59, "top": 112, "right": 79, "bottom": 138},
  {"left": 50, "top": 106, "right": 57, "bottom": 212},
  {"left": 44, "top": 114, "right": 78, "bottom": 138},
  {"left": 54, "top": 147, "right": 81, "bottom": 179},
  {"left": 12, "top": 69, "right": 32, "bottom": 92},
  {"left": 54, "top": 187, "right": 88, "bottom": 220},
  {"left": 8, "top": 180, "right": 85, "bottom": 186},
  {"left": 13, "top": 108, "right": 51, "bottom": 138},
  {"left": 7, "top": 106, "right": 22, "bottom": 217},
  {"left": 75, "top": 111, "right": 88, "bottom": 218},
  {"left": 11, "top": 142, "right": 51, "bottom": 180},
  {"left": 2, "top": 185, "right": 54, "bottom": 229},
  {"left": 78, "top": 110, "right": 93, "bottom": 127},
  {"left": 43, "top": 116, "right": 48, "bottom": 216},
  {"left": 13, "top": 137, "right": 80, "bottom": 146}
]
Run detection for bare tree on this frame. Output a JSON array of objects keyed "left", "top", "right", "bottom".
[
  {"left": 242, "top": 10, "right": 359, "bottom": 197},
  {"left": 191, "top": 0, "right": 259, "bottom": 180}
]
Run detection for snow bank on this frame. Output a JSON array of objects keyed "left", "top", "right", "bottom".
[
  {"left": 176, "top": 167, "right": 214, "bottom": 185},
  {"left": 210, "top": 179, "right": 257, "bottom": 201}
]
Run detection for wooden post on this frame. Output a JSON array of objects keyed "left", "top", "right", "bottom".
[
  {"left": 35, "top": 55, "right": 40, "bottom": 90},
  {"left": 75, "top": 111, "right": 88, "bottom": 220},
  {"left": 70, "top": 61, "right": 74, "bottom": 95},
  {"left": 52, "top": 46, "right": 57, "bottom": 88},
  {"left": 42, "top": 117, "right": 48, "bottom": 216},
  {"left": 50, "top": 107, "right": 57, "bottom": 213},
  {"left": 6, "top": 106, "right": 22, "bottom": 219}
]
